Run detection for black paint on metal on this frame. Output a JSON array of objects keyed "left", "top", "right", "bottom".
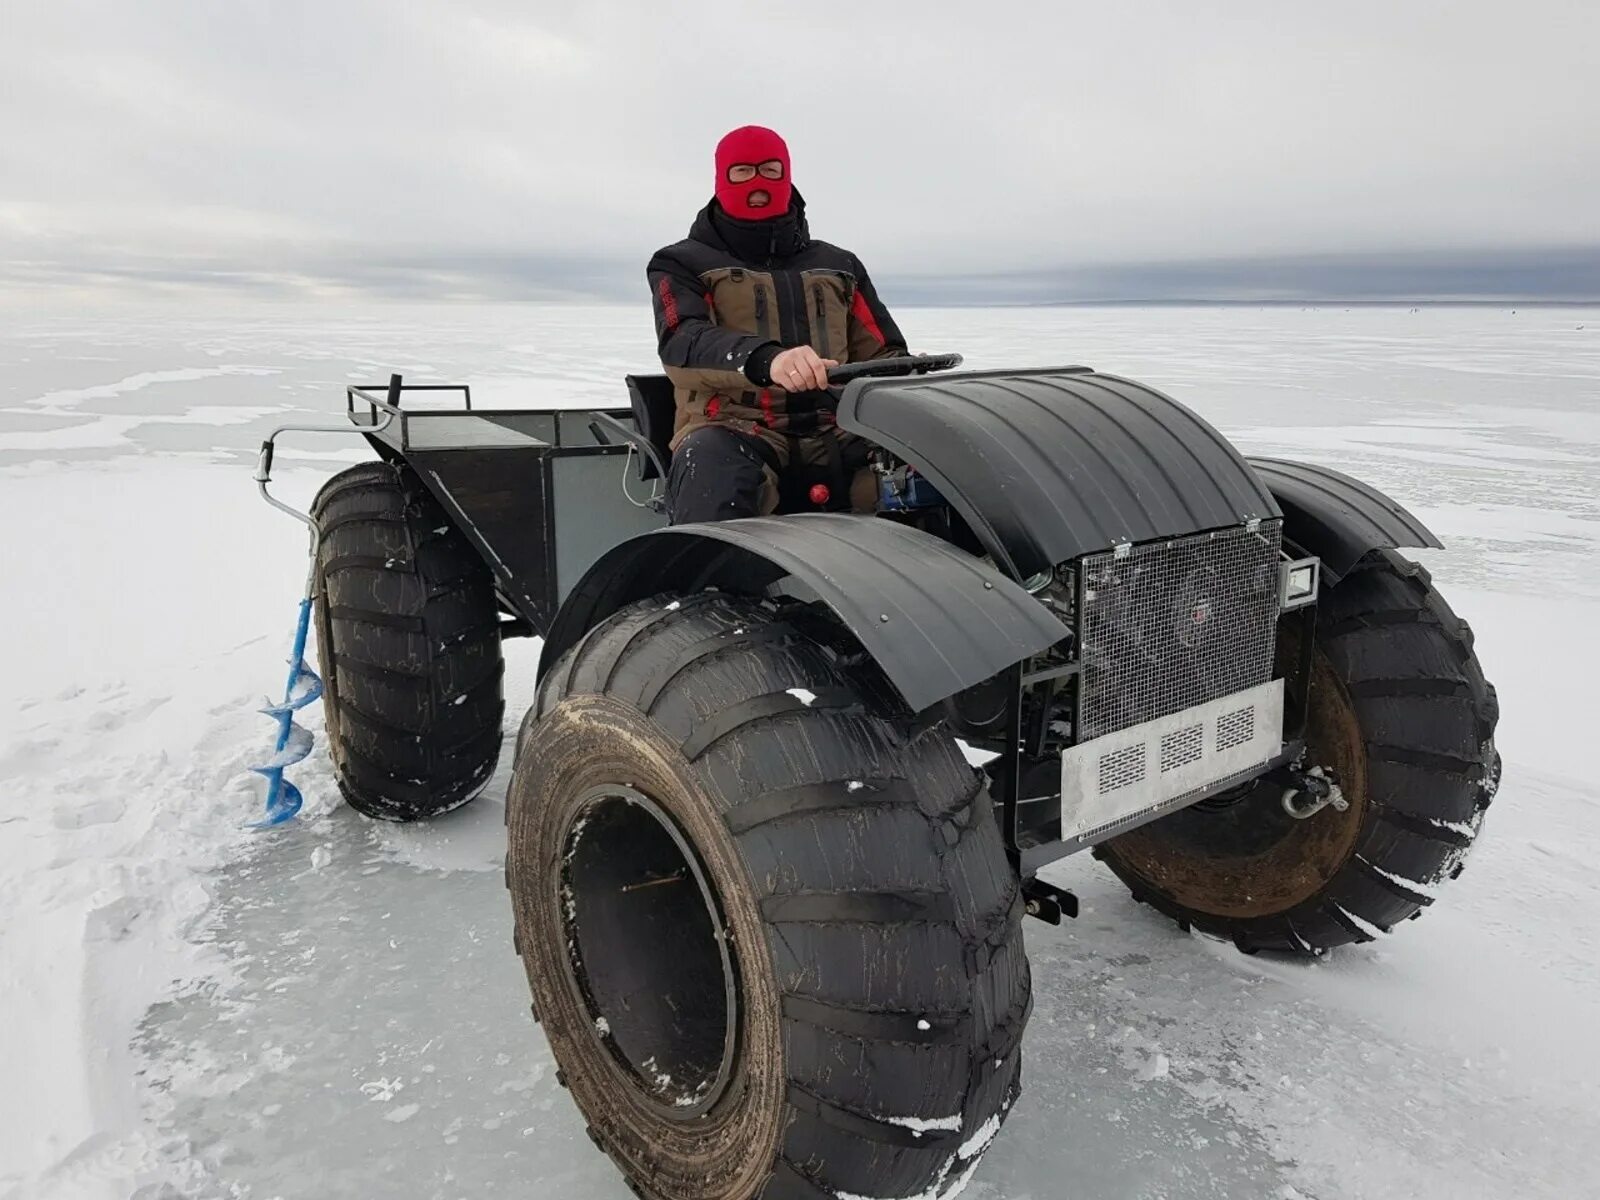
[
  {"left": 836, "top": 367, "right": 1281, "bottom": 579},
  {"left": 1247, "top": 457, "right": 1442, "bottom": 582},
  {"left": 1021, "top": 877, "right": 1079, "bottom": 924},
  {"left": 541, "top": 514, "right": 1070, "bottom": 713},
  {"left": 408, "top": 449, "right": 557, "bottom": 632}
]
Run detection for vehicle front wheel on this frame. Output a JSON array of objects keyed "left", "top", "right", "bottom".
[
  {"left": 508, "top": 594, "right": 1029, "bottom": 1200},
  {"left": 1097, "top": 550, "right": 1499, "bottom": 954}
]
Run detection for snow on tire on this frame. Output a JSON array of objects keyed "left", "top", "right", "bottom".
[
  {"left": 508, "top": 594, "right": 1030, "bottom": 1200},
  {"left": 311, "top": 461, "right": 504, "bottom": 821},
  {"left": 1097, "top": 549, "right": 1499, "bottom": 954}
]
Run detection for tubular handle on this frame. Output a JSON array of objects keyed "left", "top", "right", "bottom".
[
  {"left": 254, "top": 438, "right": 275, "bottom": 483},
  {"left": 826, "top": 353, "right": 963, "bottom": 385}
]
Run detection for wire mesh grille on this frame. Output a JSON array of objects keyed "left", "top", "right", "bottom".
[{"left": 1078, "top": 522, "right": 1282, "bottom": 740}]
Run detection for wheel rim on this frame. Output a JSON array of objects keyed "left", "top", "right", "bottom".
[
  {"left": 1104, "top": 649, "right": 1370, "bottom": 919},
  {"left": 557, "top": 785, "right": 740, "bottom": 1121}
]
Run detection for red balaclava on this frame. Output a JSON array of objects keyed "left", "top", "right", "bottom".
[{"left": 714, "top": 126, "right": 792, "bottom": 220}]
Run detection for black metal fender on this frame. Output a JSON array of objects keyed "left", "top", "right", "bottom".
[
  {"left": 539, "top": 513, "right": 1069, "bottom": 713},
  {"left": 1246, "top": 457, "right": 1442, "bottom": 582},
  {"left": 837, "top": 367, "right": 1281, "bottom": 579}
]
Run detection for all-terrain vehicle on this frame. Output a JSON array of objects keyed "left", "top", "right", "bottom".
[{"left": 256, "top": 357, "right": 1498, "bottom": 1200}]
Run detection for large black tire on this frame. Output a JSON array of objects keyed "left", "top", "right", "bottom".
[
  {"left": 508, "top": 594, "right": 1029, "bottom": 1200},
  {"left": 311, "top": 461, "right": 504, "bottom": 821},
  {"left": 1098, "top": 549, "right": 1500, "bottom": 954}
]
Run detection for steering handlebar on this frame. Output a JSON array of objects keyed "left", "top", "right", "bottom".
[{"left": 825, "top": 353, "right": 963, "bottom": 385}]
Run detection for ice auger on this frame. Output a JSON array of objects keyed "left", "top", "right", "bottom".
[{"left": 248, "top": 377, "right": 399, "bottom": 825}]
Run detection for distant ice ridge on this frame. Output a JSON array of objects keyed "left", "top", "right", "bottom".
[{"left": 16, "top": 366, "right": 281, "bottom": 415}]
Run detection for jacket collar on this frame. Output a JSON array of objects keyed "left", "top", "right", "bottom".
[{"left": 689, "top": 191, "right": 810, "bottom": 265}]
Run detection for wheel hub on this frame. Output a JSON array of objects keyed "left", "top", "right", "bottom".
[
  {"left": 557, "top": 786, "right": 739, "bottom": 1120},
  {"left": 1102, "top": 649, "right": 1370, "bottom": 919}
]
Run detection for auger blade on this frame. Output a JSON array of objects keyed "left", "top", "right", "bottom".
[
  {"left": 252, "top": 776, "right": 304, "bottom": 827},
  {"left": 255, "top": 721, "right": 314, "bottom": 771},
  {"left": 249, "top": 597, "right": 322, "bottom": 826}
]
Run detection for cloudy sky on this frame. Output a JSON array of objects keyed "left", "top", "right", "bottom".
[{"left": 3, "top": 0, "right": 1597, "bottom": 303}]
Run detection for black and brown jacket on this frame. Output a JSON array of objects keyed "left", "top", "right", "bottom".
[{"left": 647, "top": 193, "right": 907, "bottom": 453}]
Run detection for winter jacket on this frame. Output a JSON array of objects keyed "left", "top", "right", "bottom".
[{"left": 647, "top": 193, "right": 907, "bottom": 453}]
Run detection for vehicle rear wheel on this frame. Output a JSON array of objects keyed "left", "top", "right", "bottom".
[
  {"left": 1097, "top": 549, "right": 1499, "bottom": 953},
  {"left": 508, "top": 594, "right": 1029, "bottom": 1200},
  {"left": 311, "top": 460, "right": 504, "bottom": 821}
]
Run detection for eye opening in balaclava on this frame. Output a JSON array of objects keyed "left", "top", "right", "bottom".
[{"left": 715, "top": 126, "right": 792, "bottom": 220}]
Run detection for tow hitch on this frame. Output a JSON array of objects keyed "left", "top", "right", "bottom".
[
  {"left": 1022, "top": 878, "right": 1079, "bottom": 925},
  {"left": 1280, "top": 765, "right": 1349, "bottom": 821}
]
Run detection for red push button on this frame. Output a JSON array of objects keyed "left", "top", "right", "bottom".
[{"left": 809, "top": 483, "right": 831, "bottom": 506}]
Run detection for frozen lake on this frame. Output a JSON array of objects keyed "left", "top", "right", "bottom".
[{"left": 2, "top": 303, "right": 1597, "bottom": 1199}]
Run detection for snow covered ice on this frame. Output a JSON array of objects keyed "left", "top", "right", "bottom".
[{"left": 2, "top": 302, "right": 1598, "bottom": 1199}]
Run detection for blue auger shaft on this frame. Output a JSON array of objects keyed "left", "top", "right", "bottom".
[{"left": 251, "top": 596, "right": 322, "bottom": 827}]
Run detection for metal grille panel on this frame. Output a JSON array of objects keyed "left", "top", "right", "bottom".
[
  {"left": 1061, "top": 679, "right": 1285, "bottom": 847},
  {"left": 1160, "top": 724, "right": 1204, "bottom": 773},
  {"left": 1078, "top": 522, "right": 1282, "bottom": 740},
  {"left": 1216, "top": 706, "right": 1256, "bottom": 752},
  {"left": 1097, "top": 744, "right": 1147, "bottom": 793}
]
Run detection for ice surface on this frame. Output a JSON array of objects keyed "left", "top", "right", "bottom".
[{"left": 2, "top": 303, "right": 1598, "bottom": 1199}]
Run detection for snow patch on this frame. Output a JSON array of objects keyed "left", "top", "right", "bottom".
[
  {"left": 1136, "top": 1053, "right": 1171, "bottom": 1082},
  {"left": 360, "top": 1077, "right": 404, "bottom": 1102},
  {"left": 879, "top": 1112, "right": 962, "bottom": 1135},
  {"left": 835, "top": 1110, "right": 1000, "bottom": 1200},
  {"left": 955, "top": 739, "right": 1000, "bottom": 767},
  {"left": 1358, "top": 856, "right": 1441, "bottom": 897},
  {"left": 1331, "top": 902, "right": 1387, "bottom": 941},
  {"left": 639, "top": 1056, "right": 673, "bottom": 1092},
  {"left": 787, "top": 687, "right": 817, "bottom": 706},
  {"left": 956, "top": 1112, "right": 1003, "bottom": 1160}
]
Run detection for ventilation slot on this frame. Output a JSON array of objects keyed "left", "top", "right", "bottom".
[
  {"left": 1160, "top": 725, "right": 1204, "bottom": 773},
  {"left": 1098, "top": 745, "right": 1146, "bottom": 794},
  {"left": 1216, "top": 707, "right": 1255, "bottom": 752}
]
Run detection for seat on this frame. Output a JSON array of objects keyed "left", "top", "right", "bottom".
[{"left": 624, "top": 374, "right": 677, "bottom": 482}]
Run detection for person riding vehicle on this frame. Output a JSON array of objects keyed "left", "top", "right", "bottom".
[{"left": 647, "top": 125, "right": 909, "bottom": 523}]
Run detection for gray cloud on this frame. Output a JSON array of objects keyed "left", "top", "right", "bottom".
[{"left": 4, "top": 0, "right": 1597, "bottom": 303}]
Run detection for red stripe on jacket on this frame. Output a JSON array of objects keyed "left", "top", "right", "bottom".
[
  {"left": 658, "top": 276, "right": 679, "bottom": 330},
  {"left": 850, "top": 289, "right": 885, "bottom": 345}
]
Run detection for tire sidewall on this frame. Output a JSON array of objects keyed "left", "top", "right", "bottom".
[{"left": 508, "top": 694, "right": 786, "bottom": 1200}]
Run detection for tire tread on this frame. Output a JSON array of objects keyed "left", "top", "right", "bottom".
[
  {"left": 536, "top": 593, "right": 1028, "bottom": 1200},
  {"left": 311, "top": 461, "right": 504, "bottom": 821}
]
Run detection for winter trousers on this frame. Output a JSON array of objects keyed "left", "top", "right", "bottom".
[{"left": 666, "top": 425, "right": 877, "bottom": 524}]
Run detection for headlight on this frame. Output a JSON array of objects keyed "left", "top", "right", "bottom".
[{"left": 1280, "top": 558, "right": 1320, "bottom": 609}]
